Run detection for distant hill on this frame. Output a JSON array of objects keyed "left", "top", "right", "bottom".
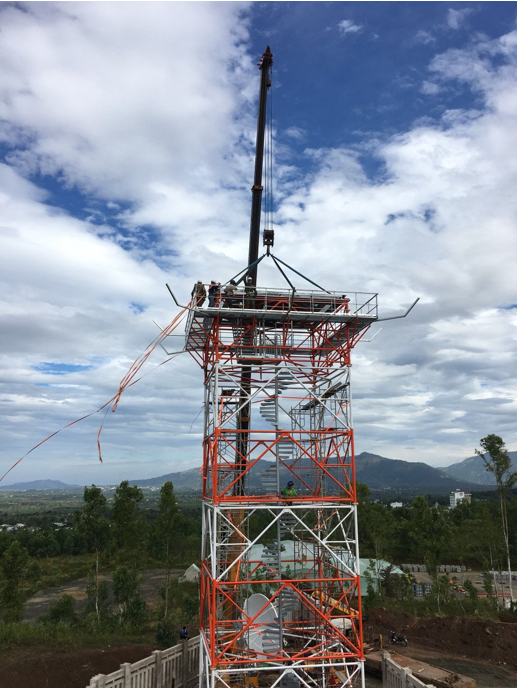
[
  {"left": 129, "top": 466, "right": 203, "bottom": 491},
  {"left": 355, "top": 452, "right": 485, "bottom": 491},
  {"left": 129, "top": 452, "right": 488, "bottom": 494},
  {"left": 129, "top": 460, "right": 270, "bottom": 491},
  {"left": 0, "top": 479, "right": 80, "bottom": 491},
  {"left": 443, "top": 450, "right": 517, "bottom": 486}
]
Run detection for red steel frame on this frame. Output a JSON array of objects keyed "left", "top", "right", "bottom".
[{"left": 188, "top": 285, "right": 378, "bottom": 688}]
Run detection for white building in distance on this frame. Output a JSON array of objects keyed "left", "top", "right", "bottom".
[{"left": 449, "top": 490, "right": 471, "bottom": 509}]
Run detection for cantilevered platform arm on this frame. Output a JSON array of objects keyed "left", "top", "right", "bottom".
[
  {"left": 376, "top": 297, "right": 419, "bottom": 323},
  {"left": 166, "top": 283, "right": 193, "bottom": 310}
]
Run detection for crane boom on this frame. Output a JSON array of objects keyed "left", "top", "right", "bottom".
[{"left": 247, "top": 46, "right": 273, "bottom": 286}]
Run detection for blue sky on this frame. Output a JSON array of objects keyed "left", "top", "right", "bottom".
[{"left": 0, "top": 2, "right": 517, "bottom": 485}]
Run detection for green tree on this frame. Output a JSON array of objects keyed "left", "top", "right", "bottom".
[
  {"left": 155, "top": 481, "right": 179, "bottom": 618},
  {"left": 0, "top": 541, "right": 30, "bottom": 622},
  {"left": 26, "top": 560, "right": 43, "bottom": 583},
  {"left": 84, "top": 575, "right": 111, "bottom": 622},
  {"left": 112, "top": 565, "right": 147, "bottom": 627},
  {"left": 156, "top": 615, "right": 177, "bottom": 647},
  {"left": 357, "top": 485, "right": 399, "bottom": 587},
  {"left": 41, "top": 594, "right": 78, "bottom": 625},
  {"left": 181, "top": 593, "right": 199, "bottom": 624},
  {"left": 407, "top": 497, "right": 451, "bottom": 612},
  {"left": 111, "top": 481, "right": 146, "bottom": 563},
  {"left": 476, "top": 434, "right": 517, "bottom": 604},
  {"left": 45, "top": 532, "right": 61, "bottom": 558},
  {"left": 76, "top": 485, "right": 108, "bottom": 619}
]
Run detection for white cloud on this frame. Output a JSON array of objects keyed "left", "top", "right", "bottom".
[
  {"left": 338, "top": 20, "right": 363, "bottom": 36},
  {"left": 271, "top": 33, "right": 517, "bottom": 465},
  {"left": 447, "top": 8, "right": 473, "bottom": 30},
  {"left": 284, "top": 126, "right": 307, "bottom": 141},
  {"left": 414, "top": 30, "right": 436, "bottom": 45},
  {"left": 1, "top": 6, "right": 517, "bottom": 485},
  {"left": 421, "top": 80, "right": 442, "bottom": 95}
]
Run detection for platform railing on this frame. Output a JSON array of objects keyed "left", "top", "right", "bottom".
[
  {"left": 190, "top": 285, "right": 377, "bottom": 315},
  {"left": 87, "top": 636, "right": 200, "bottom": 688}
]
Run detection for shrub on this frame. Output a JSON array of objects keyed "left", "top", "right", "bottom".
[
  {"left": 156, "top": 616, "right": 177, "bottom": 647},
  {"left": 41, "top": 594, "right": 78, "bottom": 625}
]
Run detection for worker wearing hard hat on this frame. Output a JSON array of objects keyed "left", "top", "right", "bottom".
[
  {"left": 281, "top": 481, "right": 297, "bottom": 501},
  {"left": 244, "top": 276, "right": 257, "bottom": 309},
  {"left": 191, "top": 281, "right": 206, "bottom": 307}
]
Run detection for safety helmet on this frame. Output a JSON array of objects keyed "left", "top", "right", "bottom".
[{"left": 287, "top": 481, "right": 294, "bottom": 487}]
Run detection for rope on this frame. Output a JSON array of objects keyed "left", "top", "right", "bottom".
[{"left": 0, "top": 303, "right": 191, "bottom": 483}]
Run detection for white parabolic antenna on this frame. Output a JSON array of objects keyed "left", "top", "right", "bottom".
[{"left": 243, "top": 593, "right": 278, "bottom": 656}]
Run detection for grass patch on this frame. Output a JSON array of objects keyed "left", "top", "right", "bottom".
[{"left": 35, "top": 555, "right": 95, "bottom": 589}]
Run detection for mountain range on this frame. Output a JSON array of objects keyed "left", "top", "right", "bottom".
[
  {"left": 0, "top": 479, "right": 80, "bottom": 491},
  {"left": 127, "top": 451, "right": 492, "bottom": 494},
  {"left": 443, "top": 451, "right": 517, "bottom": 485},
  {"left": 3, "top": 450, "right": 515, "bottom": 494}
]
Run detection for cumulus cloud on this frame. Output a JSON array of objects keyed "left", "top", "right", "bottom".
[
  {"left": 1, "top": 6, "right": 517, "bottom": 485},
  {"left": 272, "top": 32, "right": 517, "bottom": 464},
  {"left": 421, "top": 80, "right": 442, "bottom": 95},
  {"left": 0, "top": 2, "right": 254, "bottom": 483},
  {"left": 414, "top": 30, "right": 436, "bottom": 45},
  {"left": 284, "top": 126, "right": 307, "bottom": 141},
  {"left": 338, "top": 20, "right": 363, "bottom": 36},
  {"left": 447, "top": 8, "right": 473, "bottom": 30}
]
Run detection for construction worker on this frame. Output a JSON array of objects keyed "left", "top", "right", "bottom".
[
  {"left": 281, "top": 480, "right": 297, "bottom": 500},
  {"left": 191, "top": 281, "right": 206, "bottom": 307},
  {"left": 244, "top": 276, "right": 257, "bottom": 309},
  {"left": 208, "top": 281, "right": 220, "bottom": 307},
  {"left": 180, "top": 625, "right": 189, "bottom": 640},
  {"left": 223, "top": 279, "right": 238, "bottom": 308}
]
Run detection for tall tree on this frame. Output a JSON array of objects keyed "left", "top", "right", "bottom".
[
  {"left": 476, "top": 434, "right": 517, "bottom": 603},
  {"left": 407, "top": 496, "right": 451, "bottom": 612},
  {"left": 76, "top": 485, "right": 108, "bottom": 619},
  {"left": 0, "top": 541, "right": 30, "bottom": 622},
  {"left": 112, "top": 565, "right": 147, "bottom": 627},
  {"left": 111, "top": 480, "right": 146, "bottom": 563},
  {"left": 155, "top": 481, "right": 179, "bottom": 618}
]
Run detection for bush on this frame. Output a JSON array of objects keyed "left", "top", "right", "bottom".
[
  {"left": 156, "top": 616, "right": 177, "bottom": 647},
  {"left": 40, "top": 594, "right": 77, "bottom": 625},
  {"left": 126, "top": 596, "right": 148, "bottom": 628}
]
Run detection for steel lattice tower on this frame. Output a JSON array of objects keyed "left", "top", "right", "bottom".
[
  {"left": 186, "top": 287, "right": 378, "bottom": 688},
  {"left": 182, "top": 43, "right": 382, "bottom": 688}
]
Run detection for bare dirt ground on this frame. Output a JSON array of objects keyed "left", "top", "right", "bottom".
[
  {"left": 6, "top": 598, "right": 517, "bottom": 688},
  {"left": 369, "top": 607, "right": 517, "bottom": 687},
  {"left": 0, "top": 642, "right": 157, "bottom": 688},
  {"left": 370, "top": 607, "right": 517, "bottom": 669},
  {"left": 2, "top": 642, "right": 516, "bottom": 688}
]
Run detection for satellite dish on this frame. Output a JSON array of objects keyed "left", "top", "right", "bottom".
[{"left": 243, "top": 593, "right": 279, "bottom": 656}]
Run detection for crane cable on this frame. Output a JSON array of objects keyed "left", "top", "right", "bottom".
[{"left": 0, "top": 302, "right": 191, "bottom": 483}]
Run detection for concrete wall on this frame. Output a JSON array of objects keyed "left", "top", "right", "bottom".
[
  {"left": 382, "top": 652, "right": 435, "bottom": 688},
  {"left": 88, "top": 636, "right": 200, "bottom": 688}
]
